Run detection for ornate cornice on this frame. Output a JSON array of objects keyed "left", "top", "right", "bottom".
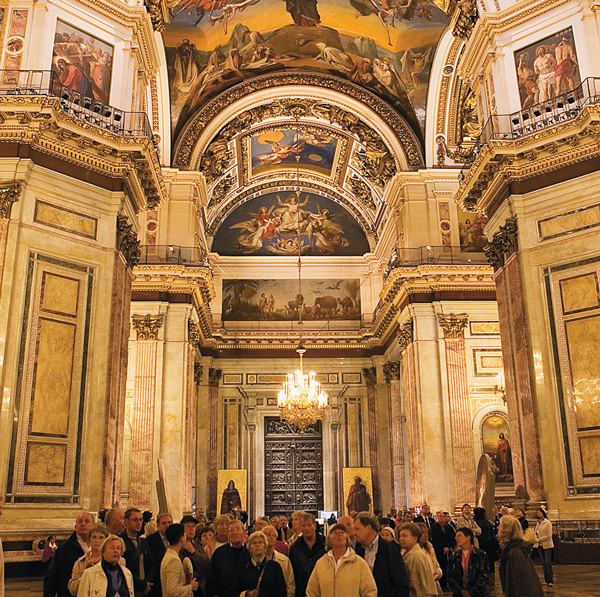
[
  {"left": 132, "top": 314, "right": 163, "bottom": 340},
  {"left": 398, "top": 319, "right": 414, "bottom": 350},
  {"left": 484, "top": 217, "right": 518, "bottom": 272},
  {"left": 383, "top": 361, "right": 401, "bottom": 383},
  {"left": 117, "top": 216, "right": 141, "bottom": 269},
  {"left": 363, "top": 367, "right": 377, "bottom": 387},
  {"left": 194, "top": 363, "right": 203, "bottom": 385},
  {"left": 439, "top": 313, "right": 469, "bottom": 338},
  {"left": 208, "top": 368, "right": 222, "bottom": 387},
  {"left": 0, "top": 183, "right": 21, "bottom": 219}
]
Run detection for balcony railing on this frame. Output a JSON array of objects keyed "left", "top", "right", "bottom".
[
  {"left": 385, "top": 245, "right": 489, "bottom": 276},
  {"left": 0, "top": 69, "right": 152, "bottom": 139},
  {"left": 137, "top": 245, "right": 210, "bottom": 268},
  {"left": 459, "top": 77, "right": 600, "bottom": 179}
]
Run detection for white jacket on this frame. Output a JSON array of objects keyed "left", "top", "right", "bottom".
[
  {"left": 535, "top": 518, "right": 554, "bottom": 549},
  {"left": 272, "top": 550, "right": 296, "bottom": 597},
  {"left": 160, "top": 548, "right": 194, "bottom": 597},
  {"left": 77, "top": 561, "right": 134, "bottom": 597}
]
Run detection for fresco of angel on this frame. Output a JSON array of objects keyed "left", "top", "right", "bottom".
[
  {"left": 308, "top": 207, "right": 349, "bottom": 254},
  {"left": 172, "top": 0, "right": 261, "bottom": 32},
  {"left": 230, "top": 205, "right": 280, "bottom": 254},
  {"left": 256, "top": 139, "right": 305, "bottom": 166}
]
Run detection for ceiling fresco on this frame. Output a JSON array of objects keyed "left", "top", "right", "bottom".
[{"left": 162, "top": 0, "right": 449, "bottom": 140}]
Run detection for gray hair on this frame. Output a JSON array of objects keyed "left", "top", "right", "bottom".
[{"left": 247, "top": 530, "right": 267, "bottom": 547}]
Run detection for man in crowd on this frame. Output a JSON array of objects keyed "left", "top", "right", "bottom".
[
  {"left": 354, "top": 512, "right": 410, "bottom": 597},
  {"left": 414, "top": 504, "right": 435, "bottom": 532},
  {"left": 431, "top": 510, "right": 456, "bottom": 590},
  {"left": 44, "top": 512, "right": 94, "bottom": 597},
  {"left": 147, "top": 512, "right": 174, "bottom": 596},
  {"left": 121, "top": 507, "right": 153, "bottom": 595},
  {"left": 180, "top": 515, "right": 210, "bottom": 591},
  {"left": 206, "top": 519, "right": 251, "bottom": 597},
  {"left": 161, "top": 523, "right": 199, "bottom": 597},
  {"left": 337, "top": 515, "right": 358, "bottom": 549},
  {"left": 280, "top": 515, "right": 294, "bottom": 542},
  {"left": 447, "top": 527, "right": 490, "bottom": 597},
  {"left": 289, "top": 513, "right": 326, "bottom": 597},
  {"left": 105, "top": 507, "right": 126, "bottom": 536},
  {"left": 456, "top": 504, "right": 481, "bottom": 547}
]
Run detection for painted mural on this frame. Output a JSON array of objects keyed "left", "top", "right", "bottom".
[
  {"left": 52, "top": 19, "right": 114, "bottom": 104},
  {"left": 163, "top": 0, "right": 448, "bottom": 137},
  {"left": 458, "top": 210, "right": 487, "bottom": 252},
  {"left": 514, "top": 27, "right": 580, "bottom": 110},
  {"left": 211, "top": 191, "right": 371, "bottom": 256},
  {"left": 481, "top": 414, "right": 513, "bottom": 484},
  {"left": 222, "top": 278, "right": 361, "bottom": 321}
]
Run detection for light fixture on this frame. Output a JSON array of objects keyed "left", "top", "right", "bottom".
[
  {"left": 277, "top": 122, "right": 327, "bottom": 433},
  {"left": 495, "top": 369, "right": 506, "bottom": 403}
]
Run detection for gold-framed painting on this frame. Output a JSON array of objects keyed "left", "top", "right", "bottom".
[
  {"left": 342, "top": 467, "right": 373, "bottom": 515},
  {"left": 217, "top": 469, "right": 247, "bottom": 515}
]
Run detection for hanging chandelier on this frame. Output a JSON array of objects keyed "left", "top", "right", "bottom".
[{"left": 277, "top": 123, "right": 328, "bottom": 433}]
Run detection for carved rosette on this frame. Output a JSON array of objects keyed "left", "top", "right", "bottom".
[
  {"left": 383, "top": 361, "right": 401, "bottom": 383},
  {"left": 363, "top": 367, "right": 377, "bottom": 387},
  {"left": 132, "top": 314, "right": 163, "bottom": 340},
  {"left": 208, "top": 368, "right": 222, "bottom": 387},
  {"left": 398, "top": 319, "right": 414, "bottom": 350},
  {"left": 484, "top": 217, "right": 518, "bottom": 272},
  {"left": 188, "top": 319, "right": 201, "bottom": 348},
  {"left": 117, "top": 216, "right": 141, "bottom": 269},
  {"left": 439, "top": 313, "right": 469, "bottom": 339},
  {"left": 0, "top": 183, "right": 21, "bottom": 219},
  {"left": 194, "top": 363, "right": 203, "bottom": 386}
]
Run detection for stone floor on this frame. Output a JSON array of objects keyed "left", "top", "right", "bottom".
[{"left": 5, "top": 563, "right": 600, "bottom": 596}]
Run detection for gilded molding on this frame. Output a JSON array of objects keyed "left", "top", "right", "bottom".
[
  {"left": 383, "top": 361, "right": 401, "bottom": 383},
  {"left": 363, "top": 367, "right": 377, "bottom": 387},
  {"left": 132, "top": 314, "right": 163, "bottom": 340},
  {"left": 0, "top": 182, "right": 21, "bottom": 219},
  {"left": 398, "top": 319, "right": 414, "bottom": 350},
  {"left": 117, "top": 216, "right": 141, "bottom": 269},
  {"left": 208, "top": 368, "right": 222, "bottom": 387},
  {"left": 149, "top": 74, "right": 160, "bottom": 132},
  {"left": 484, "top": 217, "right": 518, "bottom": 272},
  {"left": 188, "top": 319, "right": 201, "bottom": 347},
  {"left": 439, "top": 313, "right": 469, "bottom": 338}
]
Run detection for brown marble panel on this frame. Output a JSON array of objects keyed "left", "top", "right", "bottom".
[
  {"left": 9, "top": 8, "right": 28, "bottom": 36},
  {"left": 40, "top": 272, "right": 79, "bottom": 316},
  {"left": 25, "top": 442, "right": 67, "bottom": 485},
  {"left": 30, "top": 318, "right": 76, "bottom": 436},
  {"left": 579, "top": 437, "right": 600, "bottom": 477},
  {"left": 538, "top": 204, "right": 600, "bottom": 241},
  {"left": 34, "top": 201, "right": 98, "bottom": 240},
  {"left": 560, "top": 273, "right": 600, "bottom": 315}
]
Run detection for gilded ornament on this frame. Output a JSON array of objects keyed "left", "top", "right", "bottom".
[
  {"left": 188, "top": 319, "right": 201, "bottom": 347},
  {"left": 194, "top": 363, "right": 203, "bottom": 385},
  {"left": 382, "top": 361, "right": 401, "bottom": 383},
  {"left": 117, "top": 215, "right": 141, "bottom": 269},
  {"left": 348, "top": 177, "right": 376, "bottom": 210},
  {"left": 132, "top": 314, "right": 163, "bottom": 340},
  {"left": 439, "top": 313, "right": 468, "bottom": 338},
  {"left": 398, "top": 319, "right": 414, "bottom": 349},
  {"left": 484, "top": 218, "right": 518, "bottom": 272},
  {"left": 209, "top": 368, "right": 222, "bottom": 387},
  {"left": 363, "top": 367, "right": 377, "bottom": 387},
  {"left": 0, "top": 182, "right": 21, "bottom": 218}
]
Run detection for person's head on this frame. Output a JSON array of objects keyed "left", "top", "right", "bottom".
[
  {"left": 247, "top": 531, "right": 267, "bottom": 561},
  {"left": 270, "top": 516, "right": 280, "bottom": 528},
  {"left": 254, "top": 519, "right": 269, "bottom": 532},
  {"left": 100, "top": 535, "right": 125, "bottom": 564},
  {"left": 165, "top": 523, "right": 185, "bottom": 547},
  {"left": 75, "top": 512, "right": 94, "bottom": 541},
  {"left": 421, "top": 504, "right": 430, "bottom": 516},
  {"left": 461, "top": 504, "right": 472, "bottom": 517},
  {"left": 397, "top": 522, "right": 421, "bottom": 551},
  {"left": 214, "top": 515, "right": 230, "bottom": 541},
  {"left": 444, "top": 512, "right": 452, "bottom": 524},
  {"left": 337, "top": 515, "right": 357, "bottom": 540},
  {"left": 181, "top": 515, "right": 199, "bottom": 540},
  {"left": 500, "top": 506, "right": 510, "bottom": 516},
  {"left": 142, "top": 511, "right": 152, "bottom": 523},
  {"left": 144, "top": 521, "right": 157, "bottom": 536},
  {"left": 416, "top": 522, "right": 429, "bottom": 546},
  {"left": 436, "top": 511, "right": 445, "bottom": 524},
  {"left": 228, "top": 520, "right": 245, "bottom": 547},
  {"left": 537, "top": 508, "right": 548, "bottom": 520},
  {"left": 291, "top": 510, "right": 307, "bottom": 533},
  {"left": 326, "top": 523, "right": 351, "bottom": 550},
  {"left": 280, "top": 515, "right": 288, "bottom": 528},
  {"left": 403, "top": 510, "right": 414, "bottom": 522},
  {"left": 124, "top": 508, "right": 143, "bottom": 536},
  {"left": 473, "top": 507, "right": 486, "bottom": 520},
  {"left": 105, "top": 508, "right": 125, "bottom": 535},
  {"left": 47, "top": 535, "right": 56, "bottom": 543},
  {"left": 498, "top": 515, "right": 524, "bottom": 542},
  {"left": 515, "top": 508, "right": 524, "bottom": 519},
  {"left": 262, "top": 525, "right": 278, "bottom": 548},
  {"left": 456, "top": 527, "right": 474, "bottom": 549},
  {"left": 300, "top": 513, "right": 316, "bottom": 540},
  {"left": 499, "top": 433, "right": 505, "bottom": 440},
  {"left": 157, "top": 513, "right": 173, "bottom": 536},
  {"left": 354, "top": 512, "right": 379, "bottom": 546},
  {"left": 89, "top": 523, "right": 109, "bottom": 553},
  {"left": 379, "top": 527, "right": 394, "bottom": 542},
  {"left": 198, "top": 527, "right": 214, "bottom": 547}
]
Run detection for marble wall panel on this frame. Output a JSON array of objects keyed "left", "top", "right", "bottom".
[
  {"left": 344, "top": 397, "right": 364, "bottom": 468},
  {"left": 24, "top": 443, "right": 67, "bottom": 485},
  {"left": 579, "top": 437, "right": 600, "bottom": 477},
  {"left": 538, "top": 204, "right": 600, "bottom": 241},
  {"left": 560, "top": 273, "right": 600, "bottom": 315},
  {"left": 34, "top": 201, "right": 98, "bottom": 240}
]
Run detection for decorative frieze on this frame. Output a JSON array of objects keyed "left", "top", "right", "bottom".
[
  {"left": 398, "top": 319, "right": 414, "bottom": 350},
  {"left": 484, "top": 218, "right": 518, "bottom": 272},
  {"left": 383, "top": 361, "right": 401, "bottom": 383},
  {"left": 439, "top": 313, "right": 469, "bottom": 339},
  {"left": 0, "top": 183, "right": 21, "bottom": 218},
  {"left": 132, "top": 314, "right": 163, "bottom": 340},
  {"left": 362, "top": 367, "right": 377, "bottom": 387},
  {"left": 208, "top": 368, "right": 222, "bottom": 387},
  {"left": 117, "top": 216, "right": 141, "bottom": 269}
]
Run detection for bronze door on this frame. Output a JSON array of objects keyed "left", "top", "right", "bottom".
[{"left": 264, "top": 417, "right": 323, "bottom": 516}]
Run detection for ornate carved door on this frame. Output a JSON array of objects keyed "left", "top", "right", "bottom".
[{"left": 264, "top": 417, "right": 323, "bottom": 516}]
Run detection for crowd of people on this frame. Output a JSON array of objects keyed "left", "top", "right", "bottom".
[{"left": 37, "top": 502, "right": 554, "bottom": 597}]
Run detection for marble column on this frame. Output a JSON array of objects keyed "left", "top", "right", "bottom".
[
  {"left": 208, "top": 367, "right": 222, "bottom": 516},
  {"left": 0, "top": 184, "right": 20, "bottom": 289},
  {"left": 363, "top": 367, "right": 381, "bottom": 512},
  {"left": 439, "top": 313, "right": 476, "bottom": 507},
  {"left": 129, "top": 314, "right": 163, "bottom": 510},
  {"left": 331, "top": 421, "right": 342, "bottom": 512},
  {"left": 383, "top": 361, "right": 406, "bottom": 511}
]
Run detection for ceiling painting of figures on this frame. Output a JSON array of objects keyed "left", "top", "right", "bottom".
[
  {"left": 211, "top": 191, "right": 371, "bottom": 256},
  {"left": 163, "top": 0, "right": 449, "bottom": 140}
]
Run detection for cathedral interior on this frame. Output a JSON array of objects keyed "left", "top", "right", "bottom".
[{"left": 1, "top": 0, "right": 600, "bottom": 567}]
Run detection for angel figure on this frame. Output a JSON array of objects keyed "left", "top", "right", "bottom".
[
  {"left": 273, "top": 193, "right": 311, "bottom": 233},
  {"left": 400, "top": 46, "right": 433, "bottom": 88},
  {"left": 256, "top": 140, "right": 304, "bottom": 166},
  {"left": 230, "top": 206, "right": 279, "bottom": 254},
  {"left": 308, "top": 208, "right": 349, "bottom": 254},
  {"left": 302, "top": 130, "right": 335, "bottom": 147}
]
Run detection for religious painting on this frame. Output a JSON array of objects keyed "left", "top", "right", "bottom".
[
  {"left": 217, "top": 469, "right": 247, "bottom": 514},
  {"left": 514, "top": 27, "right": 580, "bottom": 110},
  {"left": 481, "top": 413, "right": 514, "bottom": 484},
  {"left": 211, "top": 192, "right": 370, "bottom": 256},
  {"left": 163, "top": 0, "right": 448, "bottom": 138},
  {"left": 458, "top": 210, "right": 488, "bottom": 252},
  {"left": 52, "top": 19, "right": 114, "bottom": 105},
  {"left": 222, "top": 278, "right": 361, "bottom": 321},
  {"left": 342, "top": 467, "right": 373, "bottom": 514},
  {"left": 249, "top": 128, "right": 339, "bottom": 178}
]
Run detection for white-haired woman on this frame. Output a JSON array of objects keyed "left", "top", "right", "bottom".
[
  {"left": 238, "top": 531, "right": 286, "bottom": 597},
  {"left": 263, "top": 525, "right": 295, "bottom": 597},
  {"left": 77, "top": 535, "right": 134, "bottom": 597},
  {"left": 306, "top": 523, "right": 377, "bottom": 597},
  {"left": 69, "top": 523, "right": 109, "bottom": 595}
]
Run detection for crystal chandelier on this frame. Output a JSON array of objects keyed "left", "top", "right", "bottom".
[{"left": 277, "top": 124, "right": 328, "bottom": 433}]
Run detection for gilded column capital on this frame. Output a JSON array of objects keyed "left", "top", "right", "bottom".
[
  {"left": 383, "top": 361, "right": 401, "bottom": 383},
  {"left": 398, "top": 319, "right": 414, "bottom": 350},
  {"left": 194, "top": 363, "right": 203, "bottom": 386},
  {"left": 132, "top": 314, "right": 163, "bottom": 340},
  {"left": 484, "top": 217, "right": 519, "bottom": 272},
  {"left": 144, "top": 0, "right": 168, "bottom": 31},
  {"left": 188, "top": 319, "right": 201, "bottom": 348},
  {"left": 117, "top": 216, "right": 141, "bottom": 269},
  {"left": 0, "top": 183, "right": 21, "bottom": 219},
  {"left": 439, "top": 313, "right": 469, "bottom": 338},
  {"left": 208, "top": 368, "right": 222, "bottom": 387},
  {"left": 363, "top": 367, "right": 377, "bottom": 387}
]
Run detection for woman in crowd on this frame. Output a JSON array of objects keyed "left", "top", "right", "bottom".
[
  {"left": 263, "top": 525, "right": 295, "bottom": 597},
  {"left": 473, "top": 507, "right": 497, "bottom": 575},
  {"left": 42, "top": 535, "right": 58, "bottom": 571},
  {"left": 198, "top": 527, "right": 217, "bottom": 559},
  {"left": 397, "top": 522, "right": 438, "bottom": 597},
  {"left": 306, "top": 523, "right": 377, "bottom": 597},
  {"left": 416, "top": 523, "right": 443, "bottom": 597},
  {"left": 77, "top": 535, "right": 134, "bottom": 597},
  {"left": 238, "top": 531, "right": 287, "bottom": 597},
  {"left": 68, "top": 523, "right": 109, "bottom": 595},
  {"left": 534, "top": 508, "right": 554, "bottom": 587},
  {"left": 379, "top": 526, "right": 395, "bottom": 542},
  {"left": 497, "top": 516, "right": 543, "bottom": 597}
]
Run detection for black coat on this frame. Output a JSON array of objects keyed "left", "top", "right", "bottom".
[
  {"left": 447, "top": 546, "right": 491, "bottom": 597},
  {"left": 430, "top": 522, "right": 456, "bottom": 563},
  {"left": 473, "top": 517, "right": 497, "bottom": 565},
  {"left": 355, "top": 538, "right": 411, "bottom": 597},
  {"left": 179, "top": 539, "right": 210, "bottom": 597},
  {"left": 413, "top": 515, "right": 436, "bottom": 533},
  {"left": 206, "top": 543, "right": 252, "bottom": 597},
  {"left": 237, "top": 558, "right": 287, "bottom": 597},
  {"left": 499, "top": 540, "right": 544, "bottom": 597},
  {"left": 288, "top": 534, "right": 326, "bottom": 597},
  {"left": 146, "top": 531, "right": 168, "bottom": 597},
  {"left": 43, "top": 532, "right": 85, "bottom": 597},
  {"left": 120, "top": 532, "right": 155, "bottom": 594}
]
